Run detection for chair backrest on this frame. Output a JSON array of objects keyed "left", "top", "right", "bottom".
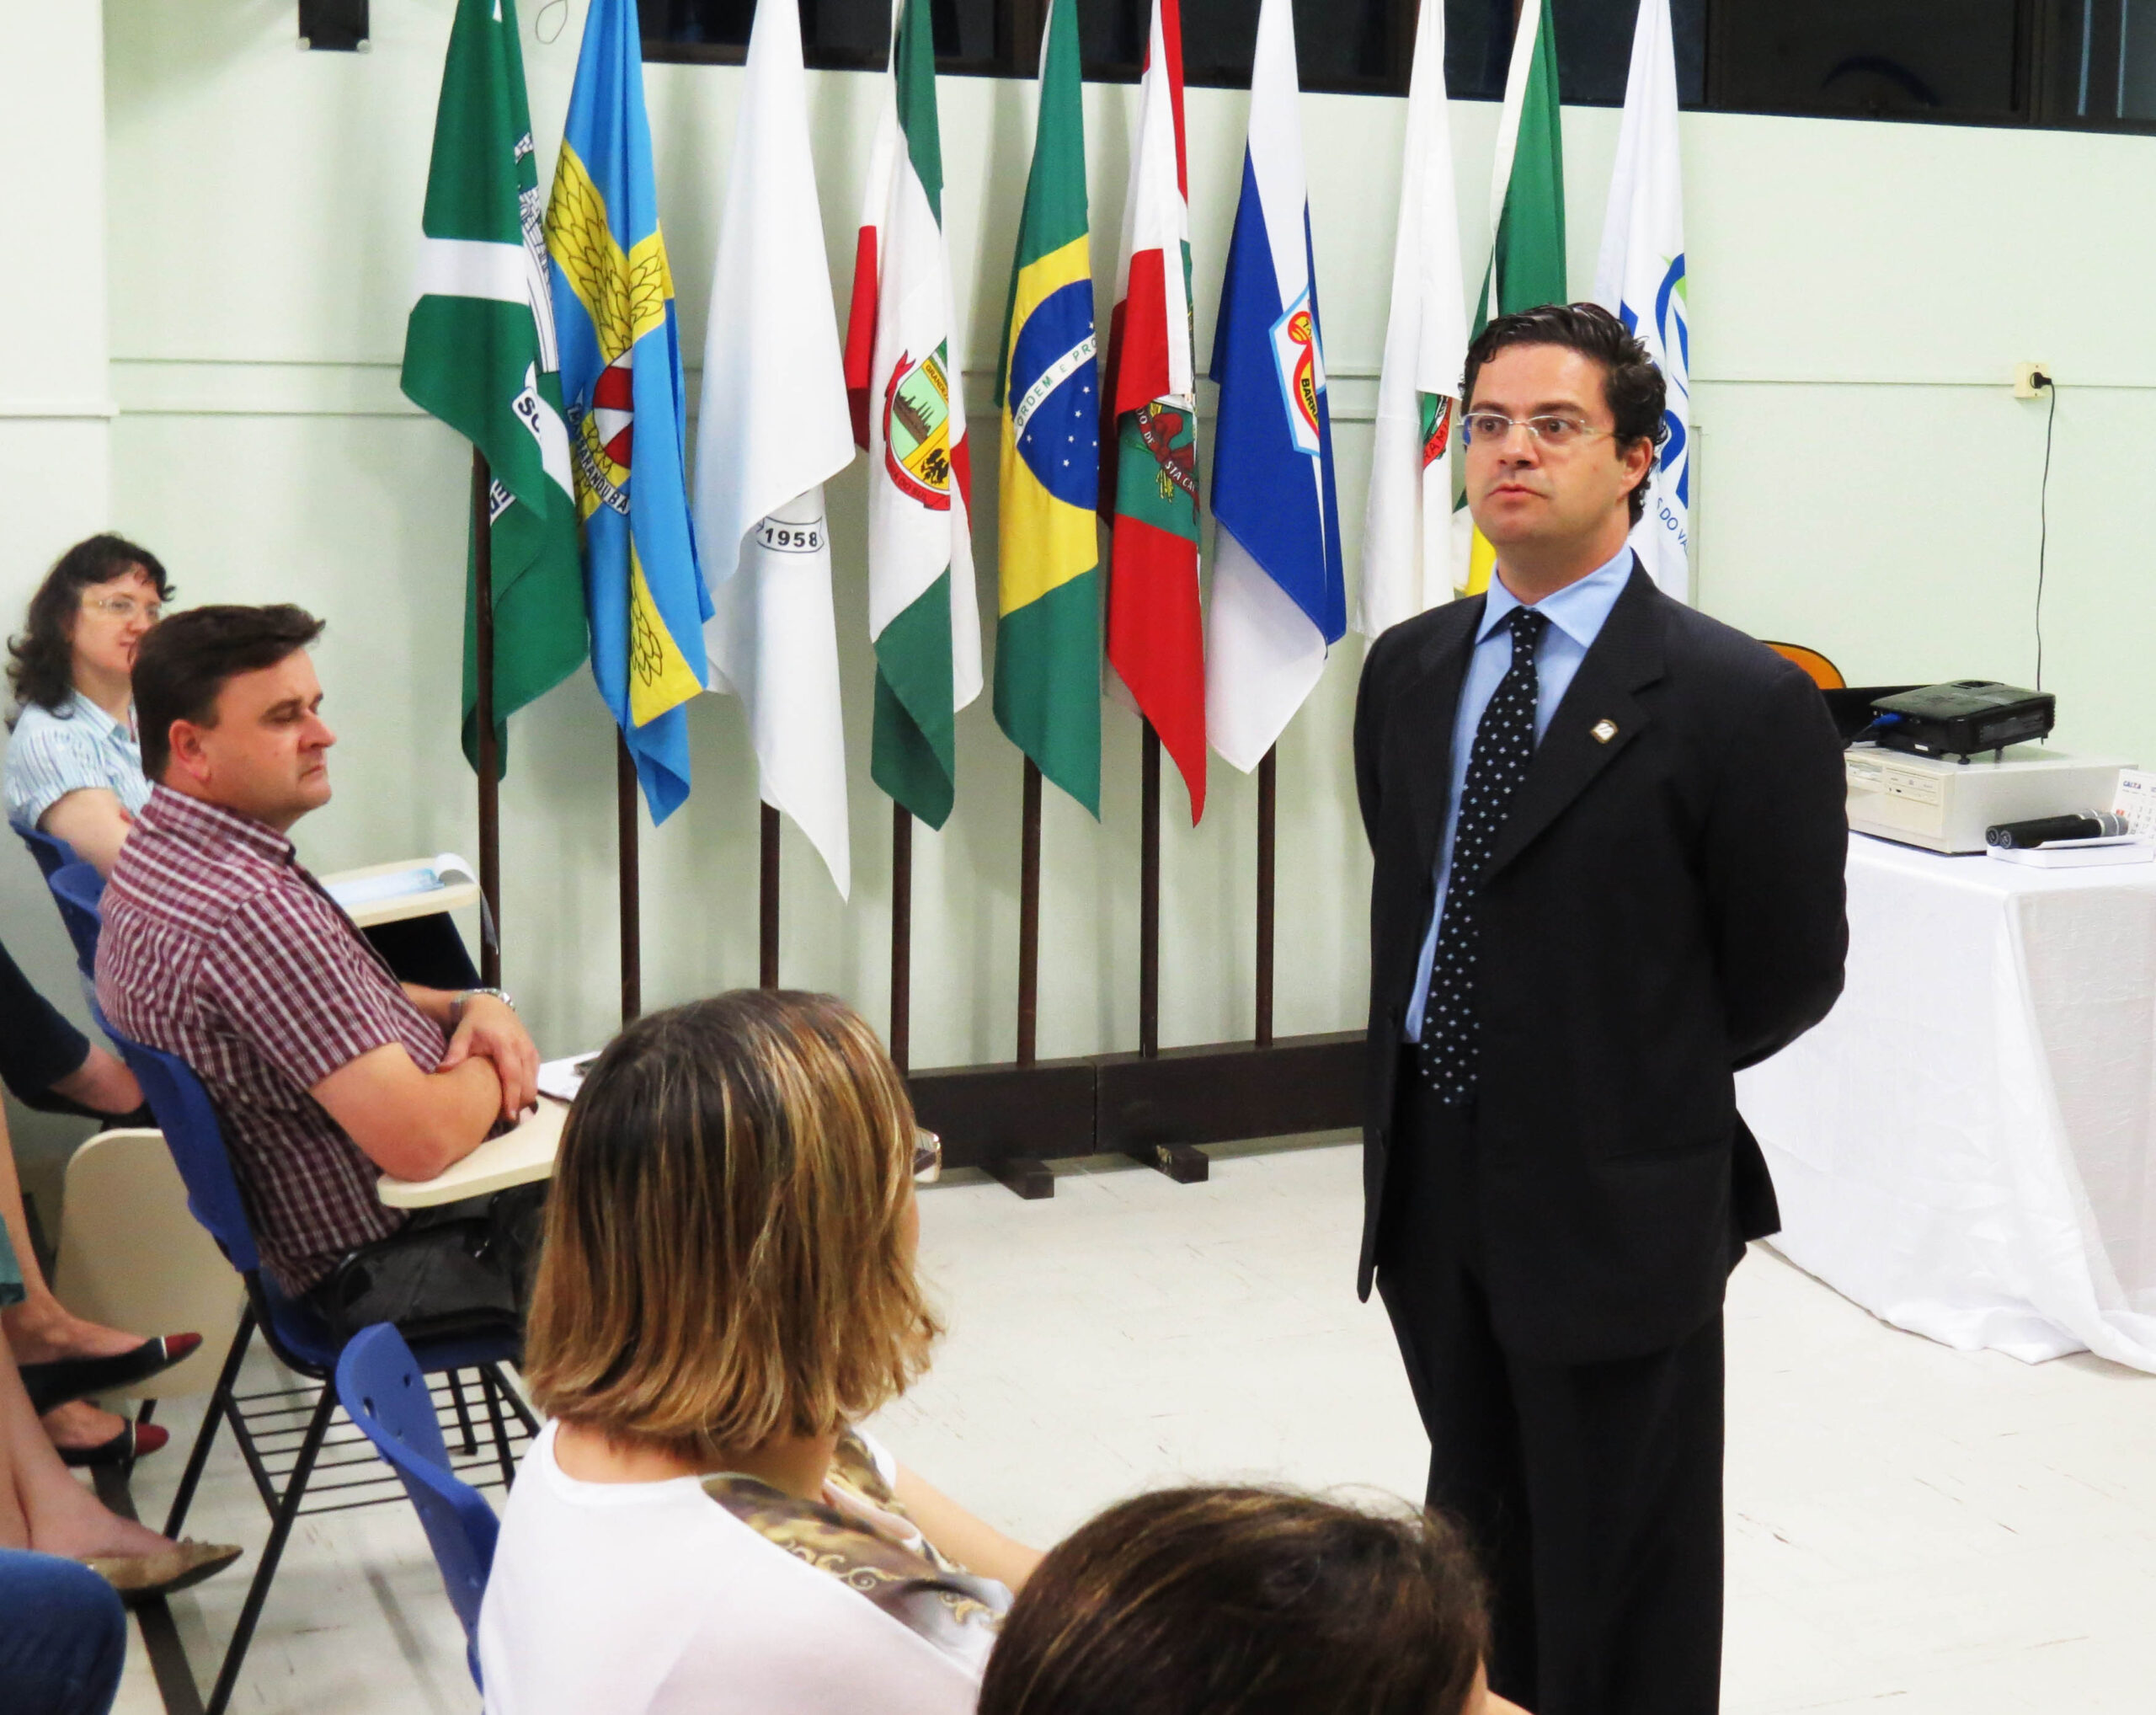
[
  {"left": 1763, "top": 641, "right": 1848, "bottom": 692},
  {"left": 51, "top": 1128, "right": 245, "bottom": 1401},
  {"left": 17, "top": 822, "right": 80, "bottom": 879},
  {"left": 335, "top": 1324, "right": 501, "bottom": 1686},
  {"left": 46, "top": 860, "right": 105, "bottom": 979},
  {"left": 104, "top": 1026, "right": 262, "bottom": 1278}
]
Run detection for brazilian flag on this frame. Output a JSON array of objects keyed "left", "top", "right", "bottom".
[{"left": 992, "top": 0, "right": 1102, "bottom": 816}]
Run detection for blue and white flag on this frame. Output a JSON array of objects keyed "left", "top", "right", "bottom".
[
  {"left": 1593, "top": 0, "right": 1689, "bottom": 601},
  {"left": 1203, "top": 0, "right": 1343, "bottom": 774},
  {"left": 544, "top": 0, "right": 712, "bottom": 822}
]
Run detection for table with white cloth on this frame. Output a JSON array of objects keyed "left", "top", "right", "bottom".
[{"left": 1737, "top": 832, "right": 2156, "bottom": 1371}]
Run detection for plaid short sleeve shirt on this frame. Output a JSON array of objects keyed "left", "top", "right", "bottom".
[{"left": 96, "top": 786, "right": 443, "bottom": 1294}]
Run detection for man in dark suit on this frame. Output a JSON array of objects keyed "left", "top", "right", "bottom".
[{"left": 1353, "top": 303, "right": 1847, "bottom": 1715}]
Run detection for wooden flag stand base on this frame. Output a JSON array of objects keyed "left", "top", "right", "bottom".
[
  {"left": 905, "top": 738, "right": 1358, "bottom": 1198},
  {"left": 904, "top": 1033, "right": 1361, "bottom": 1199}
]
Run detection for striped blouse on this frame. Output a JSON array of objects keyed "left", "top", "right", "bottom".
[{"left": 4, "top": 692, "right": 151, "bottom": 832}]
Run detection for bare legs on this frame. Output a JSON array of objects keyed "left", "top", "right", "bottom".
[
  {"left": 0, "top": 1104, "right": 157, "bottom": 1449},
  {"left": 0, "top": 1337, "right": 168, "bottom": 1559}
]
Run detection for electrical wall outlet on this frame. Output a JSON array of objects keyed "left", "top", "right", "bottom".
[{"left": 2015, "top": 362, "right": 2052, "bottom": 399}]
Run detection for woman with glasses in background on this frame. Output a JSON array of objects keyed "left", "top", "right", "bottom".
[
  {"left": 478, "top": 990, "right": 1032, "bottom": 1715},
  {"left": 0, "top": 535, "right": 201, "bottom": 1469},
  {"left": 4, "top": 534, "right": 168, "bottom": 875}
]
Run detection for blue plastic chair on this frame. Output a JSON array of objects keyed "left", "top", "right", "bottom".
[
  {"left": 337, "top": 1325, "right": 501, "bottom": 1690},
  {"left": 104, "top": 1023, "right": 533, "bottom": 1715},
  {"left": 45, "top": 860, "right": 104, "bottom": 981},
  {"left": 16, "top": 822, "right": 79, "bottom": 879}
]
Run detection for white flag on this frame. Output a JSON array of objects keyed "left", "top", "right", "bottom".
[
  {"left": 1357, "top": 0, "right": 1467, "bottom": 641},
  {"left": 1593, "top": 0, "right": 1690, "bottom": 602},
  {"left": 696, "top": 0, "right": 857, "bottom": 895}
]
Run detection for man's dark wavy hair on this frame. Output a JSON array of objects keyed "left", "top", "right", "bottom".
[
  {"left": 1461, "top": 302, "right": 1668, "bottom": 526},
  {"left": 6, "top": 534, "right": 173, "bottom": 728}
]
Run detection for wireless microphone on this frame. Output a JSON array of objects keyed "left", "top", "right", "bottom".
[{"left": 1984, "top": 811, "right": 2130, "bottom": 849}]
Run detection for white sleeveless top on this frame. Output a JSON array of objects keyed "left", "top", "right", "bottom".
[{"left": 477, "top": 1422, "right": 993, "bottom": 1715}]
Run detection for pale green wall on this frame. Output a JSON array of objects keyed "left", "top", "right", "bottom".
[
  {"left": 8, "top": 0, "right": 2150, "bottom": 1076},
  {"left": 0, "top": 3, "right": 111, "bottom": 1174}
]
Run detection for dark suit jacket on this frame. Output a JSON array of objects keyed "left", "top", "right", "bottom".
[{"left": 1353, "top": 562, "right": 1848, "bottom": 1364}]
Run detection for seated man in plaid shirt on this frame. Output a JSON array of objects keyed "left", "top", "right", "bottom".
[{"left": 96, "top": 604, "right": 542, "bottom": 1342}]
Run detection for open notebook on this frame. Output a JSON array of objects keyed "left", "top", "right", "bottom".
[{"left": 321, "top": 853, "right": 477, "bottom": 912}]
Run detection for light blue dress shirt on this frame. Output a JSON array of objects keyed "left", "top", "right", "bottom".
[
  {"left": 4, "top": 692, "right": 152, "bottom": 833},
  {"left": 1401, "top": 548, "right": 1636, "bottom": 1041}
]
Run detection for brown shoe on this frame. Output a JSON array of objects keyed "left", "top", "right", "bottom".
[{"left": 79, "top": 1540, "right": 243, "bottom": 1605}]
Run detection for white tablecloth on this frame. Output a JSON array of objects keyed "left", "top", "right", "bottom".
[{"left": 1737, "top": 833, "right": 2156, "bottom": 1370}]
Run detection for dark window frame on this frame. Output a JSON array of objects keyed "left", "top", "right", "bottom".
[{"left": 640, "top": 0, "right": 2156, "bottom": 137}]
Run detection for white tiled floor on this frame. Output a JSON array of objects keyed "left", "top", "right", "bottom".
[{"left": 110, "top": 1135, "right": 2156, "bottom": 1713}]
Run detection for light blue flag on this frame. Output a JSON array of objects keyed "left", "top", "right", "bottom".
[{"left": 543, "top": 0, "right": 711, "bottom": 823}]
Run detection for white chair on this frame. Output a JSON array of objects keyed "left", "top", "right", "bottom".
[{"left": 51, "top": 1127, "right": 243, "bottom": 1400}]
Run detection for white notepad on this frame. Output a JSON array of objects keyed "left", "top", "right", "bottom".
[
  {"left": 536, "top": 1052, "right": 601, "bottom": 1104},
  {"left": 1988, "top": 838, "right": 2155, "bottom": 869},
  {"left": 322, "top": 852, "right": 477, "bottom": 911}
]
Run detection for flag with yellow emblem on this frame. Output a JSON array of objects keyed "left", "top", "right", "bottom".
[{"left": 545, "top": 0, "right": 711, "bottom": 822}]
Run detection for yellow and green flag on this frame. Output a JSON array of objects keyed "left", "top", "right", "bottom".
[
  {"left": 992, "top": 0, "right": 1101, "bottom": 815},
  {"left": 1460, "top": 0, "right": 1566, "bottom": 596}
]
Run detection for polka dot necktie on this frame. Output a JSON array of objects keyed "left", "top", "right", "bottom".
[{"left": 1418, "top": 607, "right": 1549, "bottom": 1105}]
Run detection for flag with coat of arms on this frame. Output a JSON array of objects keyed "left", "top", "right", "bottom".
[
  {"left": 544, "top": 0, "right": 712, "bottom": 824},
  {"left": 843, "top": 0, "right": 983, "bottom": 831},
  {"left": 1593, "top": 0, "right": 1690, "bottom": 601},
  {"left": 401, "top": 0, "right": 588, "bottom": 774},
  {"left": 1358, "top": 0, "right": 1468, "bottom": 642},
  {"left": 1204, "top": 0, "right": 1345, "bottom": 775},
  {"left": 1102, "top": 0, "right": 1208, "bottom": 822}
]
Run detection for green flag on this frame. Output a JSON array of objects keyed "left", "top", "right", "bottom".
[
  {"left": 402, "top": 0, "right": 588, "bottom": 770},
  {"left": 992, "top": 0, "right": 1101, "bottom": 815},
  {"left": 1461, "top": 0, "right": 1565, "bottom": 595}
]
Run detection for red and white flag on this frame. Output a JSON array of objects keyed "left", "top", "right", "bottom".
[{"left": 1101, "top": 0, "right": 1207, "bottom": 822}]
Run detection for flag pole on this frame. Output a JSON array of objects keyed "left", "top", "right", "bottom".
[
  {"left": 1139, "top": 722, "right": 1161, "bottom": 1058},
  {"left": 1256, "top": 744, "right": 1276, "bottom": 1047},
  {"left": 1017, "top": 760, "right": 1043, "bottom": 1065},
  {"left": 890, "top": 804, "right": 912, "bottom": 1074},
  {"left": 470, "top": 451, "right": 502, "bottom": 991},
  {"left": 616, "top": 735, "right": 641, "bottom": 1023},
  {"left": 760, "top": 804, "right": 781, "bottom": 989}
]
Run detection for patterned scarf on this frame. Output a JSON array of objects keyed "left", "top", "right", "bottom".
[{"left": 702, "top": 1431, "right": 1009, "bottom": 1674}]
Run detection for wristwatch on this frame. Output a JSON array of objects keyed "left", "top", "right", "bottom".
[{"left": 450, "top": 986, "right": 516, "bottom": 1029}]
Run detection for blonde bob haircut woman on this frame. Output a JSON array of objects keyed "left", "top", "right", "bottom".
[{"left": 522, "top": 990, "right": 942, "bottom": 1461}]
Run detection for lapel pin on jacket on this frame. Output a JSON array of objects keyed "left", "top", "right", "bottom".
[{"left": 1592, "top": 719, "right": 1619, "bottom": 744}]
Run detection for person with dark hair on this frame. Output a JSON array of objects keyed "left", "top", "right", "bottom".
[
  {"left": 977, "top": 1487, "right": 1522, "bottom": 1715},
  {"left": 4, "top": 534, "right": 172, "bottom": 874},
  {"left": 3, "top": 537, "right": 478, "bottom": 986},
  {"left": 95, "top": 605, "right": 542, "bottom": 1339},
  {"left": 480, "top": 991, "right": 1034, "bottom": 1715},
  {"left": 1353, "top": 302, "right": 1848, "bottom": 1715}
]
